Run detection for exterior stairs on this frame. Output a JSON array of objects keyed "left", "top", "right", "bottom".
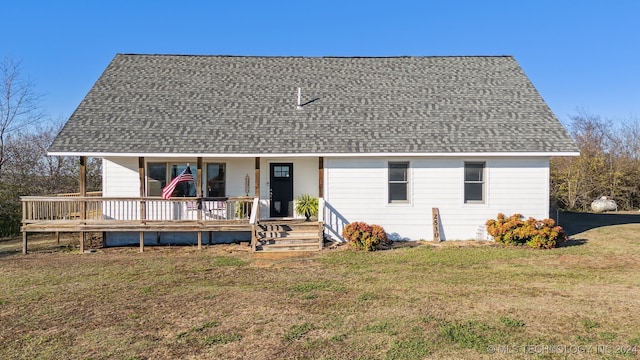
[{"left": 253, "top": 220, "right": 323, "bottom": 252}]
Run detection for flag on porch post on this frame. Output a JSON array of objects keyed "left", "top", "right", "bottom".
[{"left": 161, "top": 166, "right": 195, "bottom": 199}]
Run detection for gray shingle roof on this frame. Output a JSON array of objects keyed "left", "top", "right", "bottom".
[{"left": 49, "top": 54, "right": 578, "bottom": 155}]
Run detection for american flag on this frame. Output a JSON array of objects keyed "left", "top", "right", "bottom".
[{"left": 161, "top": 166, "right": 195, "bottom": 199}]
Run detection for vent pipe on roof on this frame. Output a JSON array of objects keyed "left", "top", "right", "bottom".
[{"left": 296, "top": 87, "right": 303, "bottom": 110}]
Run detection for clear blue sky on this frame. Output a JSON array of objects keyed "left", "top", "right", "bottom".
[{"left": 2, "top": 0, "right": 639, "bottom": 125}]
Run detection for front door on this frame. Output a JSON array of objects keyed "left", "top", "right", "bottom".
[{"left": 270, "top": 163, "right": 293, "bottom": 217}]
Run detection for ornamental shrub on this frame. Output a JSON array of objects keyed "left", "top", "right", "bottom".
[
  {"left": 485, "top": 213, "right": 566, "bottom": 249},
  {"left": 342, "top": 221, "right": 390, "bottom": 251}
]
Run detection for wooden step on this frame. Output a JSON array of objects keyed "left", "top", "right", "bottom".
[
  {"left": 255, "top": 242, "right": 320, "bottom": 252},
  {"left": 258, "top": 236, "right": 319, "bottom": 244},
  {"left": 253, "top": 220, "right": 322, "bottom": 252},
  {"left": 257, "top": 231, "right": 319, "bottom": 238}
]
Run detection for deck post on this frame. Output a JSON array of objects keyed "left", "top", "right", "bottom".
[
  {"left": 251, "top": 224, "right": 257, "bottom": 252},
  {"left": 254, "top": 157, "right": 260, "bottom": 198},
  {"left": 21, "top": 200, "right": 27, "bottom": 254},
  {"left": 197, "top": 157, "right": 203, "bottom": 250},
  {"left": 79, "top": 156, "right": 87, "bottom": 253},
  {"left": 254, "top": 157, "right": 260, "bottom": 220},
  {"left": 138, "top": 157, "right": 146, "bottom": 223},
  {"left": 139, "top": 157, "right": 146, "bottom": 253},
  {"left": 138, "top": 154, "right": 147, "bottom": 257},
  {"left": 196, "top": 157, "right": 203, "bottom": 198},
  {"left": 22, "top": 231, "right": 28, "bottom": 254},
  {"left": 318, "top": 157, "right": 324, "bottom": 198}
]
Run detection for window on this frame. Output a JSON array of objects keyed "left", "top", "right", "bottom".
[
  {"left": 388, "top": 162, "right": 409, "bottom": 203},
  {"left": 146, "top": 162, "right": 196, "bottom": 197},
  {"left": 147, "top": 163, "right": 167, "bottom": 197},
  {"left": 273, "top": 165, "right": 290, "bottom": 178},
  {"left": 169, "top": 164, "right": 196, "bottom": 197},
  {"left": 464, "top": 162, "right": 485, "bottom": 203},
  {"left": 207, "top": 163, "right": 226, "bottom": 197}
]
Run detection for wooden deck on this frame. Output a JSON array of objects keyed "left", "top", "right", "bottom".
[
  {"left": 20, "top": 196, "right": 324, "bottom": 253},
  {"left": 20, "top": 196, "right": 258, "bottom": 254}
]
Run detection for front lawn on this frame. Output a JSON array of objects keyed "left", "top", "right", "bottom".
[{"left": 1, "top": 221, "right": 639, "bottom": 359}]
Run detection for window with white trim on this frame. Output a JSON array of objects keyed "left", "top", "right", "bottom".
[
  {"left": 464, "top": 162, "right": 485, "bottom": 203},
  {"left": 388, "top": 162, "right": 409, "bottom": 203}
]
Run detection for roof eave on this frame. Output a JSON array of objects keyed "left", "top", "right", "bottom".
[{"left": 47, "top": 151, "right": 581, "bottom": 158}]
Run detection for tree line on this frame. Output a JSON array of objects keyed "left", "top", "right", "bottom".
[
  {"left": 551, "top": 111, "right": 640, "bottom": 212},
  {"left": 0, "top": 57, "right": 100, "bottom": 237}
]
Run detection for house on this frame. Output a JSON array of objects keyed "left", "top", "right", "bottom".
[{"left": 35, "top": 54, "right": 578, "bottom": 251}]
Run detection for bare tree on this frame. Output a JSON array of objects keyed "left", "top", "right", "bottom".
[
  {"left": 551, "top": 111, "right": 640, "bottom": 211},
  {"left": 4, "top": 122, "right": 78, "bottom": 195},
  {"left": 0, "top": 56, "right": 43, "bottom": 179}
]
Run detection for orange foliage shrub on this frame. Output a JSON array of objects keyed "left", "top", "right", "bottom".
[
  {"left": 342, "top": 221, "right": 390, "bottom": 251},
  {"left": 485, "top": 213, "right": 566, "bottom": 249}
]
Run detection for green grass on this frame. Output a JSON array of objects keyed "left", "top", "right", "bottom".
[
  {"left": 1, "top": 222, "right": 640, "bottom": 359},
  {"left": 499, "top": 316, "right": 525, "bottom": 328},
  {"left": 283, "top": 323, "right": 314, "bottom": 341}
]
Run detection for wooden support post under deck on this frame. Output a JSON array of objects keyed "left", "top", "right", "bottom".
[
  {"left": 139, "top": 157, "right": 146, "bottom": 253},
  {"left": 22, "top": 232, "right": 28, "bottom": 255},
  {"left": 251, "top": 225, "right": 257, "bottom": 252}
]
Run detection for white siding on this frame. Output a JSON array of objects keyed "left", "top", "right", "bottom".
[
  {"left": 219, "top": 158, "right": 254, "bottom": 197},
  {"left": 324, "top": 157, "right": 550, "bottom": 241},
  {"left": 103, "top": 158, "right": 140, "bottom": 197}
]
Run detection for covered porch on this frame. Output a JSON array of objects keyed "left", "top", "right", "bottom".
[{"left": 20, "top": 155, "right": 327, "bottom": 254}]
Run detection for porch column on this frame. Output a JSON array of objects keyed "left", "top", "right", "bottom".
[
  {"left": 197, "top": 157, "right": 203, "bottom": 250},
  {"left": 255, "top": 157, "right": 260, "bottom": 220},
  {"left": 196, "top": 157, "right": 203, "bottom": 198},
  {"left": 138, "top": 157, "right": 146, "bottom": 253},
  {"left": 318, "top": 157, "right": 324, "bottom": 198},
  {"left": 79, "top": 156, "right": 87, "bottom": 253},
  {"left": 254, "top": 157, "right": 260, "bottom": 197}
]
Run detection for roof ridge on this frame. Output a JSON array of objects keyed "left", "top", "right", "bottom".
[{"left": 115, "top": 53, "right": 514, "bottom": 59}]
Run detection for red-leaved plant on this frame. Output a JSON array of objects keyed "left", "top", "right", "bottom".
[{"left": 342, "top": 221, "right": 390, "bottom": 251}]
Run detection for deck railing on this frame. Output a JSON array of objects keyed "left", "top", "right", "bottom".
[{"left": 21, "top": 196, "right": 255, "bottom": 223}]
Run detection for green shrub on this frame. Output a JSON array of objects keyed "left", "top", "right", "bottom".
[
  {"left": 342, "top": 221, "right": 390, "bottom": 251},
  {"left": 485, "top": 213, "right": 566, "bottom": 249}
]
